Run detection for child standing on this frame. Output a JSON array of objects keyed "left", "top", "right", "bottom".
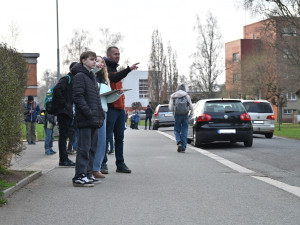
[
  {"left": 72, "top": 51, "right": 105, "bottom": 187},
  {"left": 44, "top": 112, "right": 57, "bottom": 155}
]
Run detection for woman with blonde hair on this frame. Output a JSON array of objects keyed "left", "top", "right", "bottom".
[{"left": 92, "top": 56, "right": 123, "bottom": 178}]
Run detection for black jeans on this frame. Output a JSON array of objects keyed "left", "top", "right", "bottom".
[
  {"left": 145, "top": 117, "right": 152, "bottom": 129},
  {"left": 74, "top": 127, "right": 98, "bottom": 178},
  {"left": 57, "top": 114, "right": 72, "bottom": 162}
]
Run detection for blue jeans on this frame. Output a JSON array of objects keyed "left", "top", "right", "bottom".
[
  {"left": 103, "top": 109, "right": 125, "bottom": 166},
  {"left": 93, "top": 113, "right": 107, "bottom": 171},
  {"left": 44, "top": 127, "right": 54, "bottom": 151},
  {"left": 174, "top": 115, "right": 189, "bottom": 150}
]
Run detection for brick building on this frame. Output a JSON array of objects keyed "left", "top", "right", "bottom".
[
  {"left": 23, "top": 53, "right": 39, "bottom": 100},
  {"left": 225, "top": 18, "right": 300, "bottom": 122}
]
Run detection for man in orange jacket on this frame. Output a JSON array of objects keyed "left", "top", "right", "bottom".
[{"left": 101, "top": 46, "right": 139, "bottom": 174}]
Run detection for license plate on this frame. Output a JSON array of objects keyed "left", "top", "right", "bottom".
[
  {"left": 218, "top": 129, "right": 236, "bottom": 134},
  {"left": 164, "top": 113, "right": 173, "bottom": 117},
  {"left": 253, "top": 121, "right": 264, "bottom": 124}
]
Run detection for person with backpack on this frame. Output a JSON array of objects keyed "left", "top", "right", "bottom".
[
  {"left": 169, "top": 84, "right": 193, "bottom": 153},
  {"left": 44, "top": 112, "right": 57, "bottom": 155},
  {"left": 53, "top": 62, "right": 77, "bottom": 167},
  {"left": 24, "top": 95, "right": 40, "bottom": 145}
]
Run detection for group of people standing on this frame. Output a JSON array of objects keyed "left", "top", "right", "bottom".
[{"left": 57, "top": 47, "right": 138, "bottom": 187}]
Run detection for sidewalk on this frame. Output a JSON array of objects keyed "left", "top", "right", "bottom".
[{"left": 10, "top": 141, "right": 76, "bottom": 173}]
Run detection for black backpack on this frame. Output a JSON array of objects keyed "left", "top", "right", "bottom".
[
  {"left": 45, "top": 75, "right": 71, "bottom": 115},
  {"left": 173, "top": 96, "right": 189, "bottom": 115}
]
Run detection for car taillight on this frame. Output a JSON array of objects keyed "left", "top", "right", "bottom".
[
  {"left": 240, "top": 113, "right": 251, "bottom": 121},
  {"left": 197, "top": 114, "right": 212, "bottom": 122},
  {"left": 266, "top": 115, "right": 275, "bottom": 120},
  {"left": 154, "top": 107, "right": 159, "bottom": 117}
]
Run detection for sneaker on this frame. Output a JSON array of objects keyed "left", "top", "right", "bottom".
[
  {"left": 88, "top": 175, "right": 101, "bottom": 184},
  {"left": 59, "top": 159, "right": 75, "bottom": 167},
  {"left": 177, "top": 142, "right": 182, "bottom": 152},
  {"left": 45, "top": 149, "right": 52, "bottom": 155},
  {"left": 31, "top": 141, "right": 36, "bottom": 144},
  {"left": 116, "top": 163, "right": 132, "bottom": 173},
  {"left": 73, "top": 175, "right": 94, "bottom": 187},
  {"left": 49, "top": 149, "right": 56, "bottom": 154},
  {"left": 92, "top": 171, "right": 106, "bottom": 178},
  {"left": 108, "top": 149, "right": 114, "bottom": 155},
  {"left": 101, "top": 163, "right": 108, "bottom": 174}
]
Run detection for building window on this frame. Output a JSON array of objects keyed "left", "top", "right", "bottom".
[
  {"left": 139, "top": 79, "right": 148, "bottom": 98},
  {"left": 282, "top": 27, "right": 297, "bottom": 37},
  {"left": 286, "top": 92, "right": 297, "bottom": 101},
  {"left": 283, "top": 109, "right": 297, "bottom": 114},
  {"left": 233, "top": 53, "right": 239, "bottom": 62},
  {"left": 233, "top": 74, "right": 239, "bottom": 83}
]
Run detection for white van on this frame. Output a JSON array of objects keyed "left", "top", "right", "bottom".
[{"left": 242, "top": 100, "right": 275, "bottom": 138}]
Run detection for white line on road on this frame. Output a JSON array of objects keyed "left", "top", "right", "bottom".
[{"left": 158, "top": 131, "right": 300, "bottom": 198}]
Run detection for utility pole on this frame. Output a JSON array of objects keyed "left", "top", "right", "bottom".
[{"left": 56, "top": 0, "right": 60, "bottom": 80}]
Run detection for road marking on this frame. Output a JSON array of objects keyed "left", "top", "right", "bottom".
[
  {"left": 158, "top": 131, "right": 255, "bottom": 174},
  {"left": 252, "top": 176, "right": 300, "bottom": 198},
  {"left": 158, "top": 131, "right": 300, "bottom": 198}
]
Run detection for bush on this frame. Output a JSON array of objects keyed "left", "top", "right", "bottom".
[{"left": 0, "top": 44, "right": 27, "bottom": 168}]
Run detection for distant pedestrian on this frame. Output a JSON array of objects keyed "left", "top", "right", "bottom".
[
  {"left": 134, "top": 111, "right": 139, "bottom": 129},
  {"left": 169, "top": 84, "right": 193, "bottom": 153},
  {"left": 24, "top": 95, "right": 40, "bottom": 144},
  {"left": 72, "top": 51, "right": 105, "bottom": 187},
  {"left": 44, "top": 112, "right": 57, "bottom": 155},
  {"left": 145, "top": 105, "right": 153, "bottom": 130}
]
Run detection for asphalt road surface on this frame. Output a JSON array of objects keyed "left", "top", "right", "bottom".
[{"left": 1, "top": 128, "right": 300, "bottom": 225}]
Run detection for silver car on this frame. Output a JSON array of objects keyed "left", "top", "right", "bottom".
[
  {"left": 152, "top": 104, "right": 175, "bottom": 130},
  {"left": 242, "top": 100, "right": 275, "bottom": 138}
]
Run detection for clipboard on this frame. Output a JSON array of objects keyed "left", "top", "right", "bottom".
[{"left": 100, "top": 89, "right": 132, "bottom": 96}]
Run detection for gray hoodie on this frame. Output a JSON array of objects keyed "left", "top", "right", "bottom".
[{"left": 169, "top": 84, "right": 193, "bottom": 113}]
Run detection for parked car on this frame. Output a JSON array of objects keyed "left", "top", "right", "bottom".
[
  {"left": 128, "top": 110, "right": 146, "bottom": 120},
  {"left": 241, "top": 100, "right": 275, "bottom": 138},
  {"left": 187, "top": 99, "right": 253, "bottom": 147},
  {"left": 152, "top": 104, "right": 175, "bottom": 130}
]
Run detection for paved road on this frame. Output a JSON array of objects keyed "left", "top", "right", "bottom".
[
  {"left": 1, "top": 129, "right": 300, "bottom": 225},
  {"left": 161, "top": 127, "right": 300, "bottom": 188}
]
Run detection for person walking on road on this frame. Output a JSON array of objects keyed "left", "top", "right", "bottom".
[
  {"left": 72, "top": 51, "right": 105, "bottom": 187},
  {"left": 145, "top": 105, "right": 153, "bottom": 130},
  {"left": 101, "top": 46, "right": 139, "bottom": 174},
  {"left": 169, "top": 84, "right": 193, "bottom": 153}
]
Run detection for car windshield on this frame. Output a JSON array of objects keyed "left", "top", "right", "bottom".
[
  {"left": 159, "top": 106, "right": 170, "bottom": 112},
  {"left": 243, "top": 102, "right": 273, "bottom": 113},
  {"left": 204, "top": 101, "right": 245, "bottom": 113}
]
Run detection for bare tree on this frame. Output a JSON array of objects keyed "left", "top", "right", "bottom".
[
  {"left": 148, "top": 29, "right": 166, "bottom": 105},
  {"left": 62, "top": 29, "right": 92, "bottom": 67},
  {"left": 166, "top": 43, "right": 179, "bottom": 98},
  {"left": 189, "top": 12, "right": 223, "bottom": 98},
  {"left": 1, "top": 22, "right": 21, "bottom": 49},
  {"left": 38, "top": 70, "right": 58, "bottom": 109},
  {"left": 98, "top": 28, "right": 123, "bottom": 56}
]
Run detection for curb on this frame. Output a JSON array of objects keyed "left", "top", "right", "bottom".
[{"left": 2, "top": 171, "right": 42, "bottom": 199}]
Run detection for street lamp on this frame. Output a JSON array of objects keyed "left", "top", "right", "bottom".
[{"left": 56, "top": 0, "right": 60, "bottom": 80}]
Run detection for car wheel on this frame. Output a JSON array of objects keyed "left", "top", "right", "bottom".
[
  {"left": 265, "top": 133, "right": 273, "bottom": 139},
  {"left": 152, "top": 124, "right": 158, "bottom": 130},
  {"left": 187, "top": 138, "right": 192, "bottom": 144},
  {"left": 244, "top": 138, "right": 253, "bottom": 147},
  {"left": 193, "top": 130, "right": 201, "bottom": 147}
]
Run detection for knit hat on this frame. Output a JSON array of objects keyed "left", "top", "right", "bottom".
[{"left": 177, "top": 83, "right": 186, "bottom": 92}]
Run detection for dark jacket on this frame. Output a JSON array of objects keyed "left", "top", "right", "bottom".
[
  {"left": 145, "top": 107, "right": 153, "bottom": 118},
  {"left": 103, "top": 57, "right": 131, "bottom": 110},
  {"left": 53, "top": 72, "right": 73, "bottom": 118},
  {"left": 72, "top": 63, "right": 105, "bottom": 128},
  {"left": 24, "top": 100, "right": 40, "bottom": 122}
]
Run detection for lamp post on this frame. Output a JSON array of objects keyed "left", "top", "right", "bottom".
[{"left": 56, "top": 0, "right": 60, "bottom": 80}]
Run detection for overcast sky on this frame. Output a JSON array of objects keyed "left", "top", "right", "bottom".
[{"left": 1, "top": 0, "right": 259, "bottom": 84}]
